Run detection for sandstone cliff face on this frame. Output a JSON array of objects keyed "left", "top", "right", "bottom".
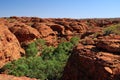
[
  {"left": 62, "top": 36, "right": 120, "bottom": 80},
  {"left": 0, "top": 24, "right": 24, "bottom": 67}
]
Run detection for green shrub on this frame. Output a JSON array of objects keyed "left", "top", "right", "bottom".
[
  {"left": 54, "top": 42, "right": 73, "bottom": 56},
  {"left": 2, "top": 57, "right": 47, "bottom": 79},
  {"left": 41, "top": 46, "right": 55, "bottom": 60},
  {"left": 103, "top": 24, "right": 120, "bottom": 35},
  {"left": 25, "top": 39, "right": 46, "bottom": 57},
  {"left": 70, "top": 36, "right": 79, "bottom": 45},
  {"left": 2, "top": 56, "right": 66, "bottom": 80},
  {"left": 35, "top": 39, "right": 46, "bottom": 47},
  {"left": 1, "top": 37, "right": 80, "bottom": 80},
  {"left": 25, "top": 42, "right": 38, "bottom": 57}
]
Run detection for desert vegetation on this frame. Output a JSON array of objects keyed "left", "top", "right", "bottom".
[
  {"left": 103, "top": 24, "right": 120, "bottom": 35},
  {"left": 1, "top": 37, "right": 79, "bottom": 80}
]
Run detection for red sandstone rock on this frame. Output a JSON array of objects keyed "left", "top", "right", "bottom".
[
  {"left": 70, "top": 22, "right": 88, "bottom": 33},
  {"left": 3, "top": 17, "right": 120, "bottom": 46},
  {"left": 62, "top": 44, "right": 120, "bottom": 80},
  {"left": 96, "top": 35, "right": 120, "bottom": 53},
  {"left": 0, "top": 24, "right": 24, "bottom": 67},
  {"left": 8, "top": 23, "right": 41, "bottom": 43},
  {"left": 32, "top": 23, "right": 55, "bottom": 37},
  {"left": 50, "top": 24, "right": 65, "bottom": 35},
  {"left": 32, "top": 23, "right": 57, "bottom": 45}
]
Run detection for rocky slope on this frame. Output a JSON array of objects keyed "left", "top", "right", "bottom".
[
  {"left": 0, "top": 23, "right": 24, "bottom": 68},
  {"left": 62, "top": 35, "right": 120, "bottom": 80},
  {"left": 1, "top": 17, "right": 120, "bottom": 79}
]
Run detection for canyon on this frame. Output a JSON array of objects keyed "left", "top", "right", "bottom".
[{"left": 0, "top": 17, "right": 120, "bottom": 80}]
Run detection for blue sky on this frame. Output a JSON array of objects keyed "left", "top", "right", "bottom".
[{"left": 0, "top": 0, "right": 120, "bottom": 18}]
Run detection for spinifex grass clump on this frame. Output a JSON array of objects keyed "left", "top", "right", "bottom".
[{"left": 103, "top": 24, "right": 120, "bottom": 35}]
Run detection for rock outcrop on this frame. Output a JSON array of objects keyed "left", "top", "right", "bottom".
[
  {"left": 0, "top": 24, "right": 24, "bottom": 67},
  {"left": 32, "top": 23, "right": 57, "bottom": 45},
  {"left": 62, "top": 36, "right": 120, "bottom": 80},
  {"left": 8, "top": 23, "right": 41, "bottom": 43},
  {"left": 96, "top": 35, "right": 120, "bottom": 53},
  {"left": 2, "top": 17, "right": 120, "bottom": 45}
]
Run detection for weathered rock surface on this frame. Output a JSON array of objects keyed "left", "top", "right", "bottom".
[
  {"left": 0, "top": 74, "right": 37, "bottom": 80},
  {"left": 32, "top": 23, "right": 57, "bottom": 45},
  {"left": 62, "top": 42, "right": 120, "bottom": 80},
  {"left": 2, "top": 17, "right": 120, "bottom": 45},
  {"left": 0, "top": 24, "right": 24, "bottom": 67},
  {"left": 96, "top": 35, "right": 120, "bottom": 53},
  {"left": 8, "top": 23, "right": 41, "bottom": 43}
]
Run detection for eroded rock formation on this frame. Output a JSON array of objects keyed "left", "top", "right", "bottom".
[
  {"left": 0, "top": 24, "right": 24, "bottom": 67},
  {"left": 62, "top": 36, "right": 120, "bottom": 80},
  {"left": 8, "top": 23, "right": 41, "bottom": 43}
]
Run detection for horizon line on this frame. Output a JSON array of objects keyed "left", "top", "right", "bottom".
[{"left": 1, "top": 16, "right": 120, "bottom": 19}]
